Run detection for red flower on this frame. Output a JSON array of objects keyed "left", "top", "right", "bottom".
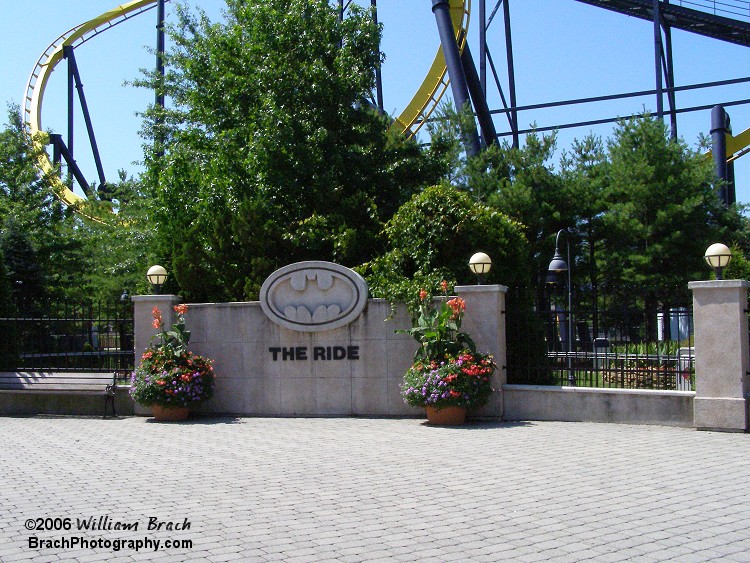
[
  {"left": 419, "top": 289, "right": 428, "bottom": 301},
  {"left": 174, "top": 304, "right": 188, "bottom": 315},
  {"left": 440, "top": 280, "right": 449, "bottom": 293}
]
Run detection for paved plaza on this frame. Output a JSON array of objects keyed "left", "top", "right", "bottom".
[{"left": 1, "top": 416, "right": 749, "bottom": 562}]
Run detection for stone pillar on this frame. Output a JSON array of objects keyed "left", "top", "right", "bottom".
[
  {"left": 455, "top": 284, "right": 508, "bottom": 418},
  {"left": 688, "top": 280, "right": 750, "bottom": 432},
  {"left": 131, "top": 295, "right": 181, "bottom": 416}
]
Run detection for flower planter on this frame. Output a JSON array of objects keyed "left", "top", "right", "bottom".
[
  {"left": 425, "top": 405, "right": 466, "bottom": 426},
  {"left": 131, "top": 305, "right": 215, "bottom": 419},
  {"left": 399, "top": 286, "right": 495, "bottom": 422},
  {"left": 151, "top": 405, "right": 190, "bottom": 422}
]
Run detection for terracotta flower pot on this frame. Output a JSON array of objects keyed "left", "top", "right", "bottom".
[
  {"left": 151, "top": 404, "right": 190, "bottom": 422},
  {"left": 425, "top": 405, "right": 466, "bottom": 426}
]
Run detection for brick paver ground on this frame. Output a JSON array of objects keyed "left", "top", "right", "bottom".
[{"left": 1, "top": 416, "right": 749, "bottom": 562}]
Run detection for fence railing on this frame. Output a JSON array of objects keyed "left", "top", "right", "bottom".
[
  {"left": 676, "top": 0, "right": 750, "bottom": 21},
  {"left": 507, "top": 305, "right": 695, "bottom": 390},
  {"left": 0, "top": 299, "right": 134, "bottom": 372}
]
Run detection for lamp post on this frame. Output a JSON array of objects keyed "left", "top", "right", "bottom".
[
  {"left": 146, "top": 265, "right": 168, "bottom": 295},
  {"left": 469, "top": 252, "right": 492, "bottom": 284},
  {"left": 703, "top": 243, "right": 732, "bottom": 280},
  {"left": 548, "top": 230, "right": 575, "bottom": 386},
  {"left": 544, "top": 272, "right": 561, "bottom": 354}
]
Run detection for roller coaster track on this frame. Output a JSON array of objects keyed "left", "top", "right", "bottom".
[
  {"left": 390, "top": 0, "right": 470, "bottom": 139},
  {"left": 23, "top": 0, "right": 169, "bottom": 209},
  {"left": 23, "top": 0, "right": 470, "bottom": 210},
  {"left": 26, "top": 0, "right": 750, "bottom": 211}
]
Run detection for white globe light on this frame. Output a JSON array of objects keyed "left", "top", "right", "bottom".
[
  {"left": 146, "top": 265, "right": 168, "bottom": 287},
  {"left": 704, "top": 243, "right": 732, "bottom": 280},
  {"left": 469, "top": 252, "right": 492, "bottom": 275}
]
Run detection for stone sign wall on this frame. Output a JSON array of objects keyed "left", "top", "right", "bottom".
[{"left": 133, "top": 262, "right": 508, "bottom": 418}]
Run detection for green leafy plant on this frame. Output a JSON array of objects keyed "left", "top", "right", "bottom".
[
  {"left": 130, "top": 305, "right": 215, "bottom": 408},
  {"left": 398, "top": 281, "right": 476, "bottom": 362}
]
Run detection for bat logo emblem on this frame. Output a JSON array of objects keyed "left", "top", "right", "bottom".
[{"left": 260, "top": 261, "right": 369, "bottom": 332}]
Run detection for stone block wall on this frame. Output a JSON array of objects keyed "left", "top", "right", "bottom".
[{"left": 185, "top": 299, "right": 417, "bottom": 416}]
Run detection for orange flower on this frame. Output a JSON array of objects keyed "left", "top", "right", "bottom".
[
  {"left": 174, "top": 304, "right": 188, "bottom": 315},
  {"left": 419, "top": 289, "right": 428, "bottom": 301},
  {"left": 446, "top": 297, "right": 465, "bottom": 319},
  {"left": 440, "top": 280, "right": 449, "bottom": 293},
  {"left": 151, "top": 306, "right": 163, "bottom": 329}
]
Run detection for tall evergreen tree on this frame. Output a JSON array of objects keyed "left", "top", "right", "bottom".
[
  {"left": 559, "top": 134, "right": 609, "bottom": 329},
  {"left": 595, "top": 116, "right": 733, "bottom": 338},
  {"left": 0, "top": 105, "right": 57, "bottom": 304}
]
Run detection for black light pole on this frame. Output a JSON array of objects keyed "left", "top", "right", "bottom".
[{"left": 548, "top": 229, "right": 574, "bottom": 386}]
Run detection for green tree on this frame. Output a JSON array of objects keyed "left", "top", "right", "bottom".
[
  {"left": 459, "top": 130, "right": 573, "bottom": 307},
  {"left": 0, "top": 104, "right": 149, "bottom": 304},
  {"left": 0, "top": 105, "right": 59, "bottom": 304},
  {"left": 723, "top": 245, "right": 750, "bottom": 281},
  {"left": 363, "top": 184, "right": 529, "bottom": 297},
  {"left": 73, "top": 171, "right": 155, "bottom": 301},
  {"left": 0, "top": 104, "right": 101, "bottom": 303},
  {"left": 139, "top": 0, "right": 447, "bottom": 301},
  {"left": 599, "top": 116, "right": 728, "bottom": 338},
  {"left": 0, "top": 221, "right": 45, "bottom": 304},
  {"left": 0, "top": 246, "right": 19, "bottom": 369},
  {"left": 558, "top": 134, "right": 609, "bottom": 331},
  {"left": 0, "top": 105, "right": 62, "bottom": 241}
]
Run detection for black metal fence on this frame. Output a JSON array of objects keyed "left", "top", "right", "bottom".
[
  {"left": 507, "top": 303, "right": 695, "bottom": 390},
  {"left": 0, "top": 299, "right": 134, "bottom": 372}
]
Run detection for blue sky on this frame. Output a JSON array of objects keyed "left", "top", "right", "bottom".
[{"left": 3, "top": 1, "right": 750, "bottom": 205}]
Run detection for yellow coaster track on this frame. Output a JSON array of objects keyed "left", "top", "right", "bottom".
[
  {"left": 23, "top": 0, "right": 470, "bottom": 208},
  {"left": 23, "top": 0, "right": 168, "bottom": 208},
  {"left": 706, "top": 126, "right": 750, "bottom": 164},
  {"left": 390, "top": 0, "right": 471, "bottom": 139}
]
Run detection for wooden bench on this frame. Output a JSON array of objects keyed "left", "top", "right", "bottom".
[{"left": 0, "top": 370, "right": 131, "bottom": 418}]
